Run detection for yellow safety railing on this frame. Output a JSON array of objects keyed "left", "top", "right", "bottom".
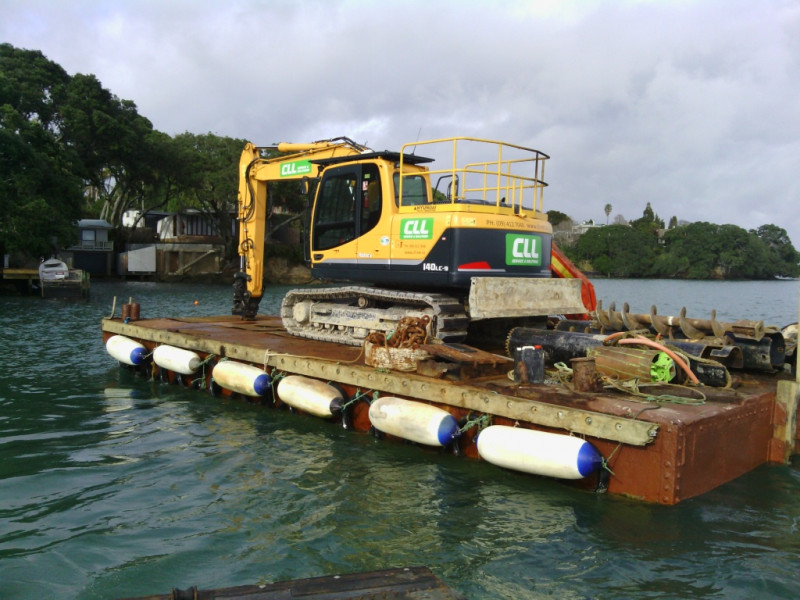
[{"left": 398, "top": 137, "right": 549, "bottom": 213}]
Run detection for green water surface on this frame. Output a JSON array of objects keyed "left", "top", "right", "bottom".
[{"left": 1, "top": 280, "right": 799, "bottom": 599}]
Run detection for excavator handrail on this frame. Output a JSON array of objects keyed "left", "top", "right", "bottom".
[
  {"left": 401, "top": 136, "right": 549, "bottom": 158},
  {"left": 398, "top": 137, "right": 549, "bottom": 212}
]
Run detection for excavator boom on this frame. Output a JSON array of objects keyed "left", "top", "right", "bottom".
[{"left": 232, "top": 138, "right": 366, "bottom": 318}]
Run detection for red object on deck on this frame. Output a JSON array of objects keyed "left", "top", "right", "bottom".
[{"left": 550, "top": 241, "right": 596, "bottom": 318}]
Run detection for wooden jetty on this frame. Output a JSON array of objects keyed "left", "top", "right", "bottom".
[
  {"left": 1, "top": 265, "right": 89, "bottom": 298},
  {"left": 115, "top": 566, "right": 465, "bottom": 600},
  {"left": 1, "top": 267, "right": 40, "bottom": 295},
  {"left": 101, "top": 309, "right": 800, "bottom": 506}
]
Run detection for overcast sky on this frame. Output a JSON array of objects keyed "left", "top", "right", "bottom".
[{"left": 3, "top": 0, "right": 799, "bottom": 247}]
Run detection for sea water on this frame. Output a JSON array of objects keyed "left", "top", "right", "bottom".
[{"left": 1, "top": 279, "right": 799, "bottom": 599}]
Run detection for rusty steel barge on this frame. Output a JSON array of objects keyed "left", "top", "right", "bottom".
[{"left": 101, "top": 298, "right": 799, "bottom": 506}]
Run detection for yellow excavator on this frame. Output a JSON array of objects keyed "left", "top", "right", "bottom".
[{"left": 232, "top": 136, "right": 593, "bottom": 345}]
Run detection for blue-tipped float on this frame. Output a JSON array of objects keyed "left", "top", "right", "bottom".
[
  {"left": 477, "top": 425, "right": 602, "bottom": 479},
  {"left": 368, "top": 397, "right": 459, "bottom": 447},
  {"left": 106, "top": 335, "right": 148, "bottom": 366},
  {"left": 211, "top": 360, "right": 270, "bottom": 397},
  {"left": 276, "top": 375, "right": 343, "bottom": 418}
]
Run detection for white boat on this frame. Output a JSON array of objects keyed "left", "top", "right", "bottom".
[{"left": 38, "top": 258, "right": 89, "bottom": 299}]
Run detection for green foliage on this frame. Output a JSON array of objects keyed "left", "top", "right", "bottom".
[
  {"left": 573, "top": 224, "right": 657, "bottom": 277},
  {"left": 58, "top": 72, "right": 169, "bottom": 227},
  {"left": 264, "top": 239, "right": 304, "bottom": 263},
  {"left": 0, "top": 43, "right": 69, "bottom": 128},
  {"left": 170, "top": 132, "right": 247, "bottom": 258},
  {"left": 547, "top": 210, "right": 571, "bottom": 227},
  {"left": 0, "top": 43, "right": 248, "bottom": 262},
  {"left": 751, "top": 224, "right": 800, "bottom": 277},
  {"left": 0, "top": 45, "right": 82, "bottom": 256},
  {"left": 432, "top": 188, "right": 448, "bottom": 203},
  {"left": 629, "top": 202, "right": 665, "bottom": 237},
  {"left": 1, "top": 44, "right": 160, "bottom": 257},
  {"left": 572, "top": 217, "right": 799, "bottom": 279}
]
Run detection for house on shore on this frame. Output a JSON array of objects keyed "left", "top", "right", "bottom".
[{"left": 117, "top": 209, "right": 233, "bottom": 279}]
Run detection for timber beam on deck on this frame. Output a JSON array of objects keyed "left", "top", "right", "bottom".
[{"left": 115, "top": 566, "right": 465, "bottom": 600}]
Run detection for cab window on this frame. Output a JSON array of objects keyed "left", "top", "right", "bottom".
[
  {"left": 361, "top": 164, "right": 382, "bottom": 233},
  {"left": 393, "top": 173, "right": 428, "bottom": 206},
  {"left": 313, "top": 169, "right": 358, "bottom": 251},
  {"left": 312, "top": 164, "right": 383, "bottom": 251}
]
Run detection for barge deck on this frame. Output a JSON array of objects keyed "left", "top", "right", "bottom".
[{"left": 101, "top": 313, "right": 799, "bottom": 505}]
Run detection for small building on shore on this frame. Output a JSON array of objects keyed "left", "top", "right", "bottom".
[{"left": 66, "top": 219, "right": 115, "bottom": 276}]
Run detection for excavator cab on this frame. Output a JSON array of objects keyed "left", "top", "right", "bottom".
[{"left": 306, "top": 152, "right": 435, "bottom": 285}]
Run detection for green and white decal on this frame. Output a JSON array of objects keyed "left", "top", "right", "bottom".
[
  {"left": 279, "top": 160, "right": 312, "bottom": 177},
  {"left": 506, "top": 233, "right": 542, "bottom": 266},
  {"left": 400, "top": 218, "right": 434, "bottom": 240}
]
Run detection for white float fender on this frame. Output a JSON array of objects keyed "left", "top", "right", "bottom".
[
  {"left": 276, "top": 375, "right": 343, "bottom": 418},
  {"left": 106, "top": 335, "right": 148, "bottom": 366},
  {"left": 477, "top": 425, "right": 602, "bottom": 479},
  {"left": 153, "top": 345, "right": 201, "bottom": 375},
  {"left": 368, "top": 397, "right": 459, "bottom": 447},
  {"left": 211, "top": 361, "right": 270, "bottom": 397}
]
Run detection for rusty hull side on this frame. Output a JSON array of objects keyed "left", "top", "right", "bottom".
[
  {"left": 580, "top": 384, "right": 781, "bottom": 504},
  {"left": 491, "top": 379, "right": 787, "bottom": 503}
]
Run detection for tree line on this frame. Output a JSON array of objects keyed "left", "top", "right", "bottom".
[
  {"left": 554, "top": 203, "right": 800, "bottom": 279},
  {"left": 0, "top": 43, "right": 249, "bottom": 262},
  {"left": 3, "top": 44, "right": 797, "bottom": 280}
]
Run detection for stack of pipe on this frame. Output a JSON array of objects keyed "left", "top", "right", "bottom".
[{"left": 550, "top": 301, "right": 786, "bottom": 373}]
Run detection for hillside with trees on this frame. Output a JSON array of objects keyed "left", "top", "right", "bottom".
[{"left": 557, "top": 204, "right": 800, "bottom": 279}]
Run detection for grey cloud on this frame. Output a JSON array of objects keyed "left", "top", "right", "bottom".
[{"left": 2, "top": 0, "right": 798, "bottom": 247}]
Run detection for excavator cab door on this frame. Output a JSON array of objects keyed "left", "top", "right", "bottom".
[
  {"left": 311, "top": 166, "right": 359, "bottom": 253},
  {"left": 309, "top": 163, "right": 384, "bottom": 276}
]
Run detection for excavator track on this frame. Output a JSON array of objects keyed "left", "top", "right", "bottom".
[{"left": 280, "top": 286, "right": 469, "bottom": 346}]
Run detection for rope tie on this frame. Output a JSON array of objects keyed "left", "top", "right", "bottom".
[
  {"left": 603, "top": 377, "right": 706, "bottom": 405},
  {"left": 340, "top": 388, "right": 375, "bottom": 410},
  {"left": 458, "top": 413, "right": 491, "bottom": 434}
]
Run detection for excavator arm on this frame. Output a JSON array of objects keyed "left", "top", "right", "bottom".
[{"left": 232, "top": 137, "right": 367, "bottom": 319}]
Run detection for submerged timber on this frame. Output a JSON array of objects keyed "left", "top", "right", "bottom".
[
  {"left": 116, "top": 566, "right": 463, "bottom": 600},
  {"left": 101, "top": 305, "right": 800, "bottom": 505}
]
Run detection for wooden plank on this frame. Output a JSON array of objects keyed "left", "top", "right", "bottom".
[
  {"left": 102, "top": 318, "right": 659, "bottom": 446},
  {"left": 1, "top": 268, "right": 38, "bottom": 280},
  {"left": 418, "top": 342, "right": 512, "bottom": 365},
  {"left": 270, "top": 353, "right": 658, "bottom": 445},
  {"left": 115, "top": 566, "right": 465, "bottom": 600}
]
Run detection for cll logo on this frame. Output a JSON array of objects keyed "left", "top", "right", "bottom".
[
  {"left": 280, "top": 160, "right": 312, "bottom": 177},
  {"left": 506, "top": 234, "right": 542, "bottom": 266},
  {"left": 400, "top": 218, "right": 433, "bottom": 240}
]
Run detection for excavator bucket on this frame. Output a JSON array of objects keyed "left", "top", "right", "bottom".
[{"left": 468, "top": 277, "right": 587, "bottom": 320}]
